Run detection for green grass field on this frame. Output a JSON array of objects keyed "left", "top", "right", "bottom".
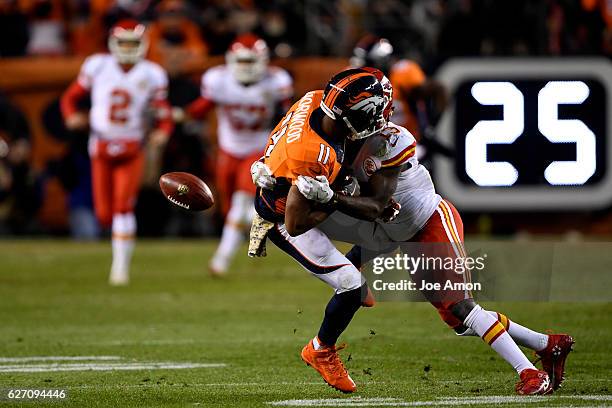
[{"left": 0, "top": 240, "right": 610, "bottom": 407}]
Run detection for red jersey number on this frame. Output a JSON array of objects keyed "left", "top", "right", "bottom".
[
  {"left": 109, "top": 89, "right": 131, "bottom": 124},
  {"left": 224, "top": 104, "right": 268, "bottom": 131}
]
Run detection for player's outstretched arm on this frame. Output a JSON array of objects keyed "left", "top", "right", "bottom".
[
  {"left": 332, "top": 166, "right": 401, "bottom": 221},
  {"left": 284, "top": 185, "right": 330, "bottom": 237},
  {"left": 60, "top": 81, "right": 89, "bottom": 131}
]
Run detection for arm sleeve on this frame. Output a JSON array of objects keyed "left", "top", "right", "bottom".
[
  {"left": 60, "top": 81, "right": 89, "bottom": 120},
  {"left": 150, "top": 66, "right": 174, "bottom": 135},
  {"left": 186, "top": 96, "right": 214, "bottom": 119},
  {"left": 185, "top": 69, "right": 218, "bottom": 119},
  {"left": 200, "top": 68, "right": 220, "bottom": 102},
  {"left": 76, "top": 55, "right": 103, "bottom": 90},
  {"left": 273, "top": 69, "right": 294, "bottom": 102}
]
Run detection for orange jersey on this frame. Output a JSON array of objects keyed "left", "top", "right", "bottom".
[
  {"left": 256, "top": 90, "right": 343, "bottom": 220},
  {"left": 389, "top": 59, "right": 426, "bottom": 137}
]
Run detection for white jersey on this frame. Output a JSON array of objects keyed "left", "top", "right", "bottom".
[
  {"left": 201, "top": 65, "right": 293, "bottom": 158},
  {"left": 346, "top": 122, "right": 441, "bottom": 242},
  {"left": 78, "top": 53, "right": 168, "bottom": 141}
]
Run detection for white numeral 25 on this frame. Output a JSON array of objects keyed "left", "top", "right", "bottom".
[{"left": 465, "top": 81, "right": 596, "bottom": 186}]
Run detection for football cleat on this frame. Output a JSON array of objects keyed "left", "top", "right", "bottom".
[
  {"left": 301, "top": 340, "right": 356, "bottom": 393},
  {"left": 109, "top": 268, "right": 129, "bottom": 286},
  {"left": 208, "top": 259, "right": 228, "bottom": 278},
  {"left": 515, "top": 368, "right": 552, "bottom": 395},
  {"left": 535, "top": 334, "right": 575, "bottom": 390}
]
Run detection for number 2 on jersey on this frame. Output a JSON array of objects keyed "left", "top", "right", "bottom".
[{"left": 109, "top": 89, "right": 131, "bottom": 124}]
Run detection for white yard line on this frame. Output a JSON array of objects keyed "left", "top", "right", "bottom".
[
  {"left": 0, "top": 362, "right": 226, "bottom": 373},
  {"left": 267, "top": 395, "right": 612, "bottom": 407},
  {"left": 67, "top": 382, "right": 324, "bottom": 389},
  {"left": 0, "top": 356, "right": 121, "bottom": 363}
]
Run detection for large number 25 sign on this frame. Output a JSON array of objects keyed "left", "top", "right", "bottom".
[
  {"left": 466, "top": 81, "right": 596, "bottom": 187},
  {"left": 434, "top": 59, "right": 612, "bottom": 210}
]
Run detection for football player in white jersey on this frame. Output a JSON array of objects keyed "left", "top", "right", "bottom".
[
  {"left": 252, "top": 67, "right": 573, "bottom": 395},
  {"left": 61, "top": 19, "right": 173, "bottom": 286},
  {"left": 177, "top": 33, "right": 293, "bottom": 276}
]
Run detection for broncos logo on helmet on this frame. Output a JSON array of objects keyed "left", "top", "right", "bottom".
[{"left": 350, "top": 94, "right": 386, "bottom": 115}]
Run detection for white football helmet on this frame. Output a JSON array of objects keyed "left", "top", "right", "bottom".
[
  {"left": 108, "top": 19, "right": 148, "bottom": 65},
  {"left": 226, "top": 33, "right": 269, "bottom": 84}
]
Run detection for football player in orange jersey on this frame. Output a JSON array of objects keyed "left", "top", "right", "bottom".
[
  {"left": 248, "top": 69, "right": 396, "bottom": 393},
  {"left": 254, "top": 68, "right": 573, "bottom": 396}
]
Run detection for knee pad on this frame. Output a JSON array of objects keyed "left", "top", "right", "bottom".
[
  {"left": 451, "top": 298, "right": 477, "bottom": 322},
  {"left": 437, "top": 308, "right": 464, "bottom": 329},
  {"left": 454, "top": 324, "right": 477, "bottom": 336}
]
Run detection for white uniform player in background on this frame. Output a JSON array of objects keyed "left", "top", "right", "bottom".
[
  {"left": 179, "top": 33, "right": 293, "bottom": 276},
  {"left": 61, "top": 19, "right": 173, "bottom": 286}
]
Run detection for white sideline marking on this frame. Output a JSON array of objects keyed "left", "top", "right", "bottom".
[
  {"left": 0, "top": 356, "right": 121, "bottom": 363},
  {"left": 267, "top": 395, "right": 612, "bottom": 407},
  {"left": 0, "top": 362, "right": 226, "bottom": 373}
]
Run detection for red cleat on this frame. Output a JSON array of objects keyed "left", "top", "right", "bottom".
[
  {"left": 536, "top": 334, "right": 574, "bottom": 390},
  {"left": 516, "top": 368, "right": 552, "bottom": 395}
]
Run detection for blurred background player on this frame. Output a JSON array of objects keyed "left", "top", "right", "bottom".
[
  {"left": 177, "top": 33, "right": 292, "bottom": 276},
  {"left": 350, "top": 35, "right": 453, "bottom": 169},
  {"left": 60, "top": 19, "right": 173, "bottom": 285}
]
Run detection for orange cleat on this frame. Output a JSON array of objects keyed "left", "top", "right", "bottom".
[
  {"left": 515, "top": 368, "right": 552, "bottom": 395},
  {"left": 301, "top": 339, "right": 356, "bottom": 393},
  {"left": 536, "top": 334, "right": 574, "bottom": 390}
]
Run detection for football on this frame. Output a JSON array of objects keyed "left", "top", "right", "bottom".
[{"left": 159, "top": 172, "right": 214, "bottom": 211}]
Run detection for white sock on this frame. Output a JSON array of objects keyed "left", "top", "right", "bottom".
[
  {"left": 488, "top": 311, "right": 549, "bottom": 351},
  {"left": 464, "top": 305, "right": 535, "bottom": 374},
  {"left": 210, "top": 191, "right": 254, "bottom": 273},
  {"left": 312, "top": 336, "right": 323, "bottom": 350},
  {"left": 111, "top": 213, "right": 136, "bottom": 279},
  {"left": 211, "top": 223, "right": 243, "bottom": 272}
]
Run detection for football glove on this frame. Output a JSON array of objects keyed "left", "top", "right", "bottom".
[
  {"left": 248, "top": 213, "right": 275, "bottom": 257},
  {"left": 340, "top": 176, "right": 360, "bottom": 197},
  {"left": 380, "top": 198, "right": 401, "bottom": 223},
  {"left": 296, "top": 175, "right": 334, "bottom": 203},
  {"left": 250, "top": 160, "right": 276, "bottom": 190}
]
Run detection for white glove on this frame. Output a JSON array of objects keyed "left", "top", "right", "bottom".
[
  {"left": 297, "top": 175, "right": 334, "bottom": 203},
  {"left": 171, "top": 107, "right": 186, "bottom": 123},
  {"left": 250, "top": 161, "right": 276, "bottom": 190}
]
